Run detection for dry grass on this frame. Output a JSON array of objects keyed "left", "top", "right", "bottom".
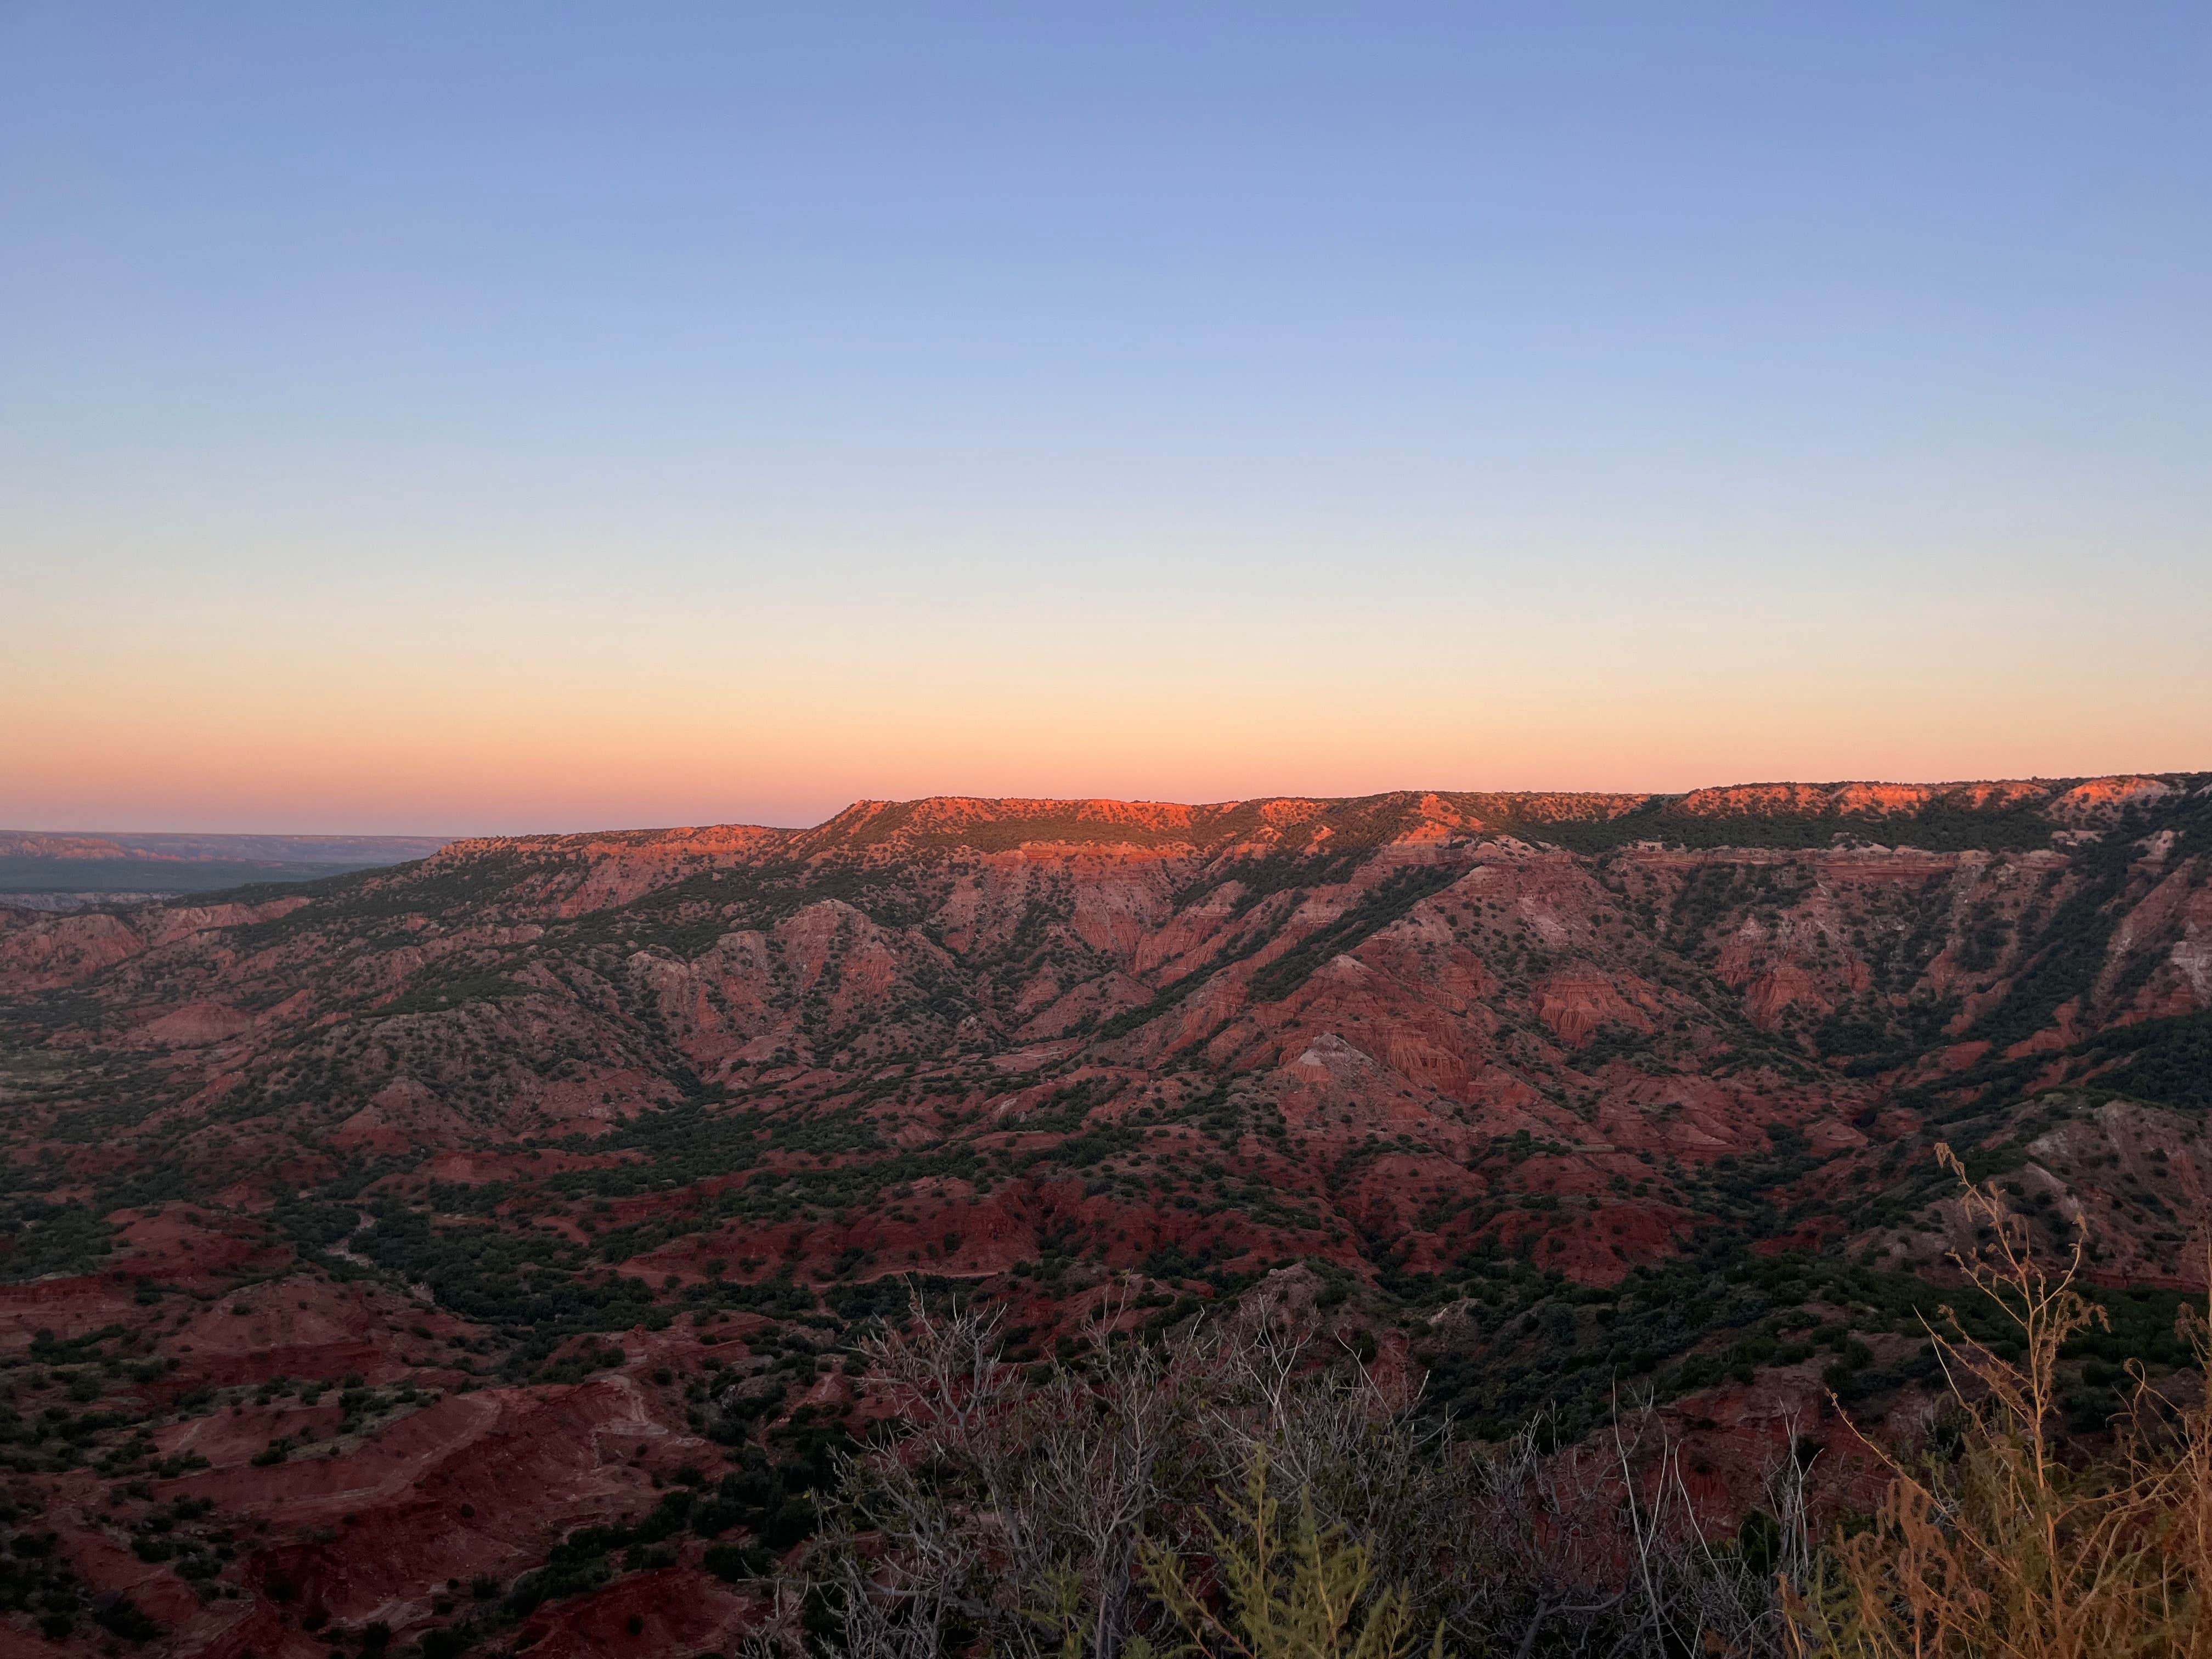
[{"left": 1790, "top": 1144, "right": 2212, "bottom": 1659}]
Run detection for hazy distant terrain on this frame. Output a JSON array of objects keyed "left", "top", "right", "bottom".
[{"left": 0, "top": 830, "right": 451, "bottom": 907}]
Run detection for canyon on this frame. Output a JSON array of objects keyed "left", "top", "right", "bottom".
[{"left": 0, "top": 776, "right": 2208, "bottom": 1657}]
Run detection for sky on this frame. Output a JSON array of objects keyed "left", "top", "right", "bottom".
[{"left": 3, "top": 3, "right": 2209, "bottom": 834}]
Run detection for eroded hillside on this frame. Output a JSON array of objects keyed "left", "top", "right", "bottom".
[{"left": 0, "top": 777, "right": 2208, "bottom": 1657}]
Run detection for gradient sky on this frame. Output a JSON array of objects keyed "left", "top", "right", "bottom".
[{"left": 4, "top": 3, "right": 2209, "bottom": 833}]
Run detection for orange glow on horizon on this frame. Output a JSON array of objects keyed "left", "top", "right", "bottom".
[{"left": 7, "top": 548, "right": 2207, "bottom": 835}]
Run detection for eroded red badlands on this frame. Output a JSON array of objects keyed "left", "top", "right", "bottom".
[{"left": 1, "top": 777, "right": 2207, "bottom": 1654}]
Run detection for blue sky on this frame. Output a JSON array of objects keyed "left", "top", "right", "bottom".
[{"left": 3, "top": 4, "right": 2208, "bottom": 831}]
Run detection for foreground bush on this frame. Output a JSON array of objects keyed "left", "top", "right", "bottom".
[
  {"left": 1134, "top": 1457, "right": 1442, "bottom": 1659},
  {"left": 802, "top": 1286, "right": 1792, "bottom": 1659},
  {"left": 788, "top": 1150, "right": 2212, "bottom": 1659}
]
